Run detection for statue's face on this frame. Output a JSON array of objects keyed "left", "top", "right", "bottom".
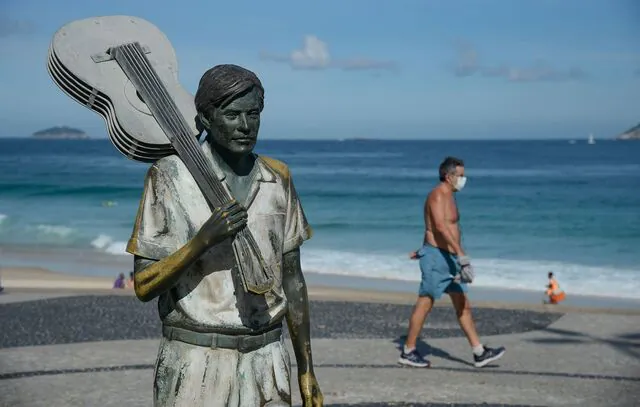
[{"left": 208, "top": 87, "right": 261, "bottom": 155}]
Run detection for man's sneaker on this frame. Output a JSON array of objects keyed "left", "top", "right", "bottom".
[
  {"left": 398, "top": 349, "right": 431, "bottom": 368},
  {"left": 473, "top": 345, "right": 506, "bottom": 367}
]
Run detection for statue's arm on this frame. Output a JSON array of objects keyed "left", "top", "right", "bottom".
[
  {"left": 282, "top": 248, "right": 315, "bottom": 375},
  {"left": 132, "top": 239, "right": 207, "bottom": 302}
]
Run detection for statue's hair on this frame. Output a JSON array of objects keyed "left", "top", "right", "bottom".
[{"left": 194, "top": 64, "right": 264, "bottom": 121}]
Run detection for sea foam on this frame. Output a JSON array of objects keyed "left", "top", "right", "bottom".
[{"left": 301, "top": 248, "right": 640, "bottom": 299}]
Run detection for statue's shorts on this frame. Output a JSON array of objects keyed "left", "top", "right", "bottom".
[
  {"left": 416, "top": 244, "right": 467, "bottom": 300},
  {"left": 153, "top": 324, "right": 290, "bottom": 407}
]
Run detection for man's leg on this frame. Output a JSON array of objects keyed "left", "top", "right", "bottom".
[
  {"left": 398, "top": 295, "right": 434, "bottom": 367},
  {"left": 449, "top": 291, "right": 506, "bottom": 368},
  {"left": 405, "top": 295, "right": 434, "bottom": 350},
  {"left": 399, "top": 245, "right": 445, "bottom": 368},
  {"left": 449, "top": 291, "right": 481, "bottom": 347}
]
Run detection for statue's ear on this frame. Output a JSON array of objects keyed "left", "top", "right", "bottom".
[{"left": 197, "top": 112, "right": 211, "bottom": 129}]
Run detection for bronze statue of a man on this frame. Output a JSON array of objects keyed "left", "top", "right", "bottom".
[{"left": 126, "top": 64, "right": 323, "bottom": 407}]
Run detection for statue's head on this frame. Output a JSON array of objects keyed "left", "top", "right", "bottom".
[{"left": 195, "top": 64, "right": 265, "bottom": 156}]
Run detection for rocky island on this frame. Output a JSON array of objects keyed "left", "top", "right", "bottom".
[
  {"left": 616, "top": 123, "right": 640, "bottom": 140},
  {"left": 32, "top": 126, "right": 89, "bottom": 139}
]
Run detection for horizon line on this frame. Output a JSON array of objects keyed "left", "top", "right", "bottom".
[{"left": 0, "top": 136, "right": 621, "bottom": 142}]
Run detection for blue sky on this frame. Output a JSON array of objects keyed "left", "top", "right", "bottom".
[{"left": 1, "top": 0, "right": 639, "bottom": 139}]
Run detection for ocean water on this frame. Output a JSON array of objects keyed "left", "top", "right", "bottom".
[{"left": 1, "top": 137, "right": 639, "bottom": 298}]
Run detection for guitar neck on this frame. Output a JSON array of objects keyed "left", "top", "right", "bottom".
[{"left": 111, "top": 42, "right": 228, "bottom": 208}]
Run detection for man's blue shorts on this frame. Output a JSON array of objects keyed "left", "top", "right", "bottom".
[{"left": 416, "top": 244, "right": 467, "bottom": 299}]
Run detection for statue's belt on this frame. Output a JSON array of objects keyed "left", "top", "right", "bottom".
[{"left": 162, "top": 325, "right": 282, "bottom": 353}]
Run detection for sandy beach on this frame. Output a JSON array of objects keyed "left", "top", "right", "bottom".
[{"left": 2, "top": 266, "right": 640, "bottom": 314}]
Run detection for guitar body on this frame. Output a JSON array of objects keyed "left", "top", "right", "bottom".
[{"left": 47, "top": 15, "right": 199, "bottom": 162}]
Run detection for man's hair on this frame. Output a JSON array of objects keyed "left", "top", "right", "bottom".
[
  {"left": 548, "top": 272, "right": 554, "bottom": 278},
  {"left": 194, "top": 64, "right": 265, "bottom": 121},
  {"left": 438, "top": 156, "right": 464, "bottom": 181}
]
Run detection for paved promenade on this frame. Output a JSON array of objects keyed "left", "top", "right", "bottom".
[{"left": 0, "top": 291, "right": 638, "bottom": 406}]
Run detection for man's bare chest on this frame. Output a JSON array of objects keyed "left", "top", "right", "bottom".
[{"left": 446, "top": 197, "right": 460, "bottom": 224}]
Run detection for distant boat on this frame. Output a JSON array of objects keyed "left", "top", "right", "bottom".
[{"left": 587, "top": 134, "right": 595, "bottom": 144}]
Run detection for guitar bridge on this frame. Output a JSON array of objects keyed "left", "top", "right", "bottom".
[{"left": 91, "top": 43, "right": 151, "bottom": 63}]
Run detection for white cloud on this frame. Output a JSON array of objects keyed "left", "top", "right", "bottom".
[
  {"left": 261, "top": 35, "right": 397, "bottom": 72},
  {"left": 290, "top": 35, "right": 331, "bottom": 69}
]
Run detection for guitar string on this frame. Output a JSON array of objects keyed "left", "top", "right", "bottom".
[
  {"left": 134, "top": 51, "right": 239, "bottom": 205},
  {"left": 116, "top": 45, "right": 195, "bottom": 164},
  {"left": 121, "top": 44, "right": 271, "bottom": 286},
  {"left": 119, "top": 45, "right": 258, "bottom": 275},
  {"left": 120, "top": 44, "right": 228, "bottom": 201},
  {"left": 119, "top": 45, "right": 218, "bottom": 192},
  {"left": 125, "top": 44, "right": 261, "bottom": 237},
  {"left": 123, "top": 44, "right": 227, "bottom": 200},
  {"left": 125, "top": 44, "right": 268, "bottom": 276},
  {"left": 129, "top": 44, "right": 270, "bottom": 284}
]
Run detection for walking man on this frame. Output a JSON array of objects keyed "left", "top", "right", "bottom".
[{"left": 399, "top": 156, "right": 506, "bottom": 368}]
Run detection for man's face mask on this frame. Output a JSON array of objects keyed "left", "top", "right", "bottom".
[{"left": 454, "top": 175, "right": 467, "bottom": 191}]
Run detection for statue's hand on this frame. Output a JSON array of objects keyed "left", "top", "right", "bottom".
[
  {"left": 195, "top": 200, "right": 247, "bottom": 248},
  {"left": 299, "top": 371, "right": 323, "bottom": 407}
]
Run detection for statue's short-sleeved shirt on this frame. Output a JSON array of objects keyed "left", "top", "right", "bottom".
[{"left": 126, "top": 142, "right": 312, "bottom": 334}]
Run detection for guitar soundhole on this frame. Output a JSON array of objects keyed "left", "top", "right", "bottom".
[{"left": 135, "top": 90, "right": 146, "bottom": 104}]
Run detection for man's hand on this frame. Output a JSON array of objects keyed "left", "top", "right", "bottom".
[
  {"left": 299, "top": 372, "right": 323, "bottom": 407},
  {"left": 458, "top": 255, "right": 475, "bottom": 283},
  {"left": 409, "top": 251, "right": 419, "bottom": 260},
  {"left": 194, "top": 200, "right": 247, "bottom": 248}
]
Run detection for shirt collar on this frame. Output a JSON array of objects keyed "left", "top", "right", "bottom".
[{"left": 200, "top": 140, "right": 276, "bottom": 183}]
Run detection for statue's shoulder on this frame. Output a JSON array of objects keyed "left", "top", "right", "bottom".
[
  {"left": 258, "top": 155, "right": 290, "bottom": 181},
  {"left": 152, "top": 154, "right": 185, "bottom": 173},
  {"left": 145, "top": 154, "right": 186, "bottom": 183}
]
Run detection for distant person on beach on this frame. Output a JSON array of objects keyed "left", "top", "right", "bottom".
[
  {"left": 400, "top": 156, "right": 506, "bottom": 368},
  {"left": 125, "top": 271, "right": 134, "bottom": 289},
  {"left": 113, "top": 272, "right": 125, "bottom": 289},
  {"left": 545, "top": 272, "right": 566, "bottom": 304}
]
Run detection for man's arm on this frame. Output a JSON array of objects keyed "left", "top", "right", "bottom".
[
  {"left": 132, "top": 240, "right": 208, "bottom": 302},
  {"left": 282, "top": 248, "right": 323, "bottom": 406},
  {"left": 429, "top": 191, "right": 465, "bottom": 256},
  {"left": 282, "top": 248, "right": 314, "bottom": 375}
]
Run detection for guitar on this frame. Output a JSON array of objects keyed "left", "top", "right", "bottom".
[{"left": 47, "top": 15, "right": 275, "bottom": 294}]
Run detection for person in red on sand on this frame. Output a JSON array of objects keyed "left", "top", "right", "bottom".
[{"left": 545, "top": 272, "right": 566, "bottom": 304}]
